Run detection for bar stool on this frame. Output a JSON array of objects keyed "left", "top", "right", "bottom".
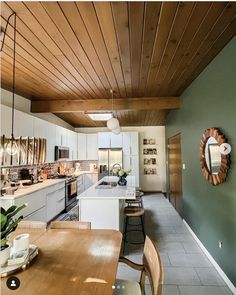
[
  {"left": 125, "top": 190, "right": 144, "bottom": 207},
  {"left": 123, "top": 206, "right": 145, "bottom": 254}
]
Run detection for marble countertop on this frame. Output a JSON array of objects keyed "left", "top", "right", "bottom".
[
  {"left": 0, "top": 170, "right": 99, "bottom": 200},
  {"left": 1, "top": 179, "right": 66, "bottom": 200},
  {"left": 77, "top": 176, "right": 136, "bottom": 200}
]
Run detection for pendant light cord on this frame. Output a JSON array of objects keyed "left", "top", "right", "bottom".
[
  {"left": 12, "top": 13, "right": 16, "bottom": 139},
  {"left": 1, "top": 12, "right": 17, "bottom": 138},
  {"left": 110, "top": 89, "right": 114, "bottom": 116}
]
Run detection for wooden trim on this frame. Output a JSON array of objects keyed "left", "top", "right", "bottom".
[
  {"left": 31, "top": 96, "right": 180, "bottom": 113},
  {"left": 199, "top": 127, "right": 230, "bottom": 185}
]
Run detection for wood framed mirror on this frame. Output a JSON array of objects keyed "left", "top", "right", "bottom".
[{"left": 200, "top": 128, "right": 230, "bottom": 185}]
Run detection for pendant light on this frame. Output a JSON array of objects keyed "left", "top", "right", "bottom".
[
  {"left": 1, "top": 13, "right": 18, "bottom": 159},
  {"left": 107, "top": 89, "right": 120, "bottom": 130},
  {"left": 112, "top": 127, "right": 121, "bottom": 135}
]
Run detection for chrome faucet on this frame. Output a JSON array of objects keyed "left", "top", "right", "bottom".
[{"left": 112, "top": 163, "right": 121, "bottom": 175}]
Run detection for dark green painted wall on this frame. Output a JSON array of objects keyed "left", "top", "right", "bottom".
[{"left": 166, "top": 36, "right": 236, "bottom": 285}]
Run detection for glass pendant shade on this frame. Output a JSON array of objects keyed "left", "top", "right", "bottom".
[
  {"left": 6, "top": 137, "right": 18, "bottom": 156},
  {"left": 112, "top": 127, "right": 121, "bottom": 135},
  {"left": 107, "top": 117, "right": 119, "bottom": 130}
]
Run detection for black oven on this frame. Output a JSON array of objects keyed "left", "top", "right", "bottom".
[{"left": 65, "top": 177, "right": 78, "bottom": 212}]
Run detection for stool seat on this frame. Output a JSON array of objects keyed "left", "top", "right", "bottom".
[{"left": 124, "top": 206, "right": 145, "bottom": 217}]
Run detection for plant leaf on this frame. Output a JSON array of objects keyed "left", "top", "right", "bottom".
[
  {"left": 5, "top": 205, "right": 17, "bottom": 215},
  {"left": 0, "top": 213, "right": 7, "bottom": 230},
  {"left": 0, "top": 207, "right": 6, "bottom": 214}
]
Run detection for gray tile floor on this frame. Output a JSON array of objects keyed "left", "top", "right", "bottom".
[{"left": 116, "top": 194, "right": 233, "bottom": 295}]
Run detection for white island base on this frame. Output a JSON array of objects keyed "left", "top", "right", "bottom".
[{"left": 78, "top": 176, "right": 136, "bottom": 231}]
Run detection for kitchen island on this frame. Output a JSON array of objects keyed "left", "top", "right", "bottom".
[{"left": 77, "top": 176, "right": 136, "bottom": 230}]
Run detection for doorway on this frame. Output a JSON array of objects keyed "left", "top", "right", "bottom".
[{"left": 168, "top": 133, "right": 183, "bottom": 217}]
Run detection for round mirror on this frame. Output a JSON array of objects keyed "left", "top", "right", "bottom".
[
  {"left": 205, "top": 137, "right": 221, "bottom": 175},
  {"left": 200, "top": 128, "right": 230, "bottom": 185}
]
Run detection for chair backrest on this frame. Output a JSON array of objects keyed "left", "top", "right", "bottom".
[
  {"left": 141, "top": 236, "right": 163, "bottom": 295},
  {"left": 50, "top": 221, "right": 91, "bottom": 230},
  {"left": 18, "top": 220, "right": 47, "bottom": 230}
]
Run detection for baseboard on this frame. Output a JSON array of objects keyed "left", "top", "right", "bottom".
[
  {"left": 143, "top": 190, "right": 164, "bottom": 194},
  {"left": 183, "top": 219, "right": 236, "bottom": 295}
]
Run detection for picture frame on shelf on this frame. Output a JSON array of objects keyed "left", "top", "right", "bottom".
[
  {"left": 143, "top": 138, "right": 156, "bottom": 145},
  {"left": 144, "top": 168, "right": 157, "bottom": 175},
  {"left": 144, "top": 158, "right": 156, "bottom": 165},
  {"left": 143, "top": 148, "right": 157, "bottom": 155}
]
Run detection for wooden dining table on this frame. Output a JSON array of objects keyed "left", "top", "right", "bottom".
[{"left": 1, "top": 228, "right": 122, "bottom": 295}]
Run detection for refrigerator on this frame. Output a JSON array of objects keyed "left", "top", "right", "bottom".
[{"left": 98, "top": 149, "right": 123, "bottom": 180}]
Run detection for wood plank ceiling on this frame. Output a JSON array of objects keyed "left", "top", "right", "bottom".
[{"left": 1, "top": 2, "right": 236, "bottom": 127}]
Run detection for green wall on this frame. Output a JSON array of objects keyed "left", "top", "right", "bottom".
[{"left": 166, "top": 36, "right": 236, "bottom": 285}]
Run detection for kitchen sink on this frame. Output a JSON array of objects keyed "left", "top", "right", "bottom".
[{"left": 95, "top": 181, "right": 117, "bottom": 189}]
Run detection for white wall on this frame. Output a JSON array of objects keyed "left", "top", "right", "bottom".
[
  {"left": 76, "top": 126, "right": 166, "bottom": 192},
  {"left": 0, "top": 88, "right": 74, "bottom": 131}
]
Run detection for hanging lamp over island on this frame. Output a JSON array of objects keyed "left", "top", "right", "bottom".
[
  {"left": 1, "top": 12, "right": 19, "bottom": 162},
  {"left": 106, "top": 89, "right": 120, "bottom": 134}
]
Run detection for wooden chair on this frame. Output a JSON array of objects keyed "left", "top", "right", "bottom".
[
  {"left": 18, "top": 220, "right": 47, "bottom": 230},
  {"left": 114, "top": 236, "right": 163, "bottom": 295},
  {"left": 50, "top": 221, "right": 91, "bottom": 230}
]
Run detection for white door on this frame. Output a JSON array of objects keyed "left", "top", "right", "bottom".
[
  {"left": 122, "top": 132, "right": 131, "bottom": 155},
  {"left": 87, "top": 134, "right": 98, "bottom": 160},
  {"left": 110, "top": 133, "right": 123, "bottom": 148},
  {"left": 77, "top": 133, "right": 87, "bottom": 160},
  {"left": 98, "top": 132, "right": 111, "bottom": 148}
]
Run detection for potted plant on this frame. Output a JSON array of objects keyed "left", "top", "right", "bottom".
[
  {"left": 113, "top": 167, "right": 131, "bottom": 186},
  {"left": 0, "top": 204, "right": 27, "bottom": 266}
]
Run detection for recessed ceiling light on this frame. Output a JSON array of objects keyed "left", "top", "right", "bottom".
[{"left": 87, "top": 113, "right": 113, "bottom": 121}]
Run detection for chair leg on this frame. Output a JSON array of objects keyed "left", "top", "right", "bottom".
[
  {"left": 140, "top": 216, "right": 145, "bottom": 241},
  {"left": 123, "top": 216, "right": 128, "bottom": 254}
]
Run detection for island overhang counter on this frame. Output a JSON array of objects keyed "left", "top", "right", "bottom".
[{"left": 77, "top": 176, "right": 136, "bottom": 230}]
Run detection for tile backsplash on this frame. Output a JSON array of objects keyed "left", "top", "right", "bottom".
[{"left": 1, "top": 160, "right": 98, "bottom": 182}]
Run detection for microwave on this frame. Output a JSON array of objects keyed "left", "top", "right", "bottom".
[{"left": 55, "top": 146, "right": 70, "bottom": 161}]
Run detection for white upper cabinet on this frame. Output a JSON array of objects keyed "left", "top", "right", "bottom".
[
  {"left": 1, "top": 105, "right": 12, "bottom": 137},
  {"left": 130, "top": 132, "right": 139, "bottom": 156},
  {"left": 110, "top": 133, "right": 123, "bottom": 148},
  {"left": 98, "top": 132, "right": 122, "bottom": 148},
  {"left": 77, "top": 133, "right": 98, "bottom": 160},
  {"left": 122, "top": 132, "right": 131, "bottom": 155},
  {"left": 14, "top": 110, "right": 34, "bottom": 137},
  {"left": 77, "top": 133, "right": 87, "bottom": 160},
  {"left": 98, "top": 132, "right": 111, "bottom": 148},
  {"left": 122, "top": 132, "right": 139, "bottom": 156},
  {"left": 87, "top": 134, "right": 98, "bottom": 160},
  {"left": 55, "top": 126, "right": 68, "bottom": 147},
  {"left": 33, "top": 117, "right": 47, "bottom": 138},
  {"left": 45, "top": 123, "right": 56, "bottom": 163}
]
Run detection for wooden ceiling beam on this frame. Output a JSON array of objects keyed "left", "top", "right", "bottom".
[{"left": 31, "top": 97, "right": 181, "bottom": 113}]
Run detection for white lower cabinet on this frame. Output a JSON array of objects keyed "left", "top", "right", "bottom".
[
  {"left": 24, "top": 206, "right": 46, "bottom": 222},
  {"left": 84, "top": 173, "right": 98, "bottom": 190},
  {"left": 77, "top": 173, "right": 98, "bottom": 195},
  {"left": 46, "top": 184, "right": 65, "bottom": 222},
  {"left": 4, "top": 182, "right": 66, "bottom": 223}
]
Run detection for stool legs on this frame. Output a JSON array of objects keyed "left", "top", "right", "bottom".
[{"left": 123, "top": 215, "right": 145, "bottom": 254}]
